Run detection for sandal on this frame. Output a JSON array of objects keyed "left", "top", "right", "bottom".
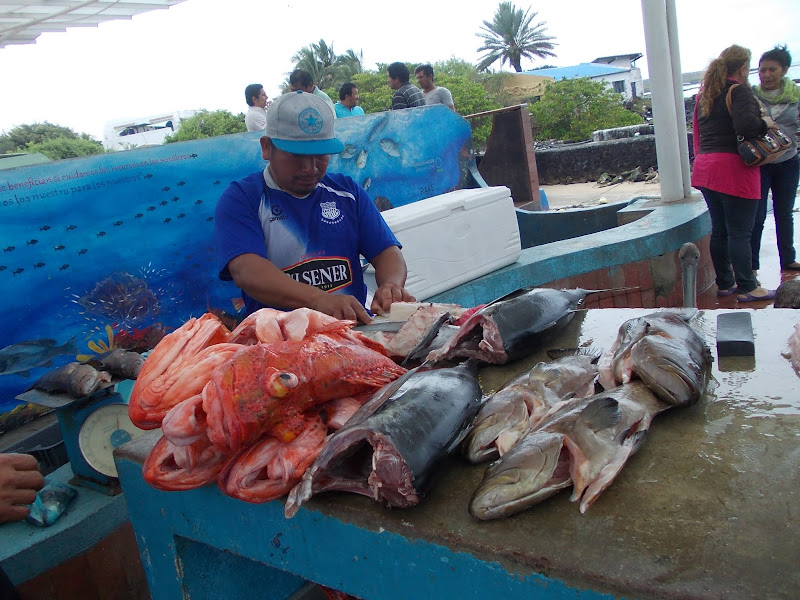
[
  {"left": 737, "top": 289, "right": 776, "bottom": 302},
  {"left": 716, "top": 287, "right": 737, "bottom": 297}
]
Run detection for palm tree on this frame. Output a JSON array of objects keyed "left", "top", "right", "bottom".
[
  {"left": 476, "top": 2, "right": 557, "bottom": 73},
  {"left": 292, "top": 39, "right": 338, "bottom": 85},
  {"left": 289, "top": 42, "right": 364, "bottom": 93}
]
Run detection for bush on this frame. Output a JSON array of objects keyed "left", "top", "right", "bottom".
[
  {"left": 529, "top": 78, "right": 643, "bottom": 142},
  {"left": 25, "top": 136, "right": 105, "bottom": 160},
  {"left": 164, "top": 110, "right": 246, "bottom": 143}
]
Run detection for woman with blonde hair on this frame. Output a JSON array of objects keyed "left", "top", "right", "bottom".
[
  {"left": 691, "top": 44, "right": 776, "bottom": 302},
  {"left": 751, "top": 45, "right": 800, "bottom": 273}
]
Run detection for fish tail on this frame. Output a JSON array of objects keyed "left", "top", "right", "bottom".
[{"left": 62, "top": 336, "right": 79, "bottom": 356}]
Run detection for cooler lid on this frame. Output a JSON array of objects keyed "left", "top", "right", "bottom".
[{"left": 381, "top": 186, "right": 512, "bottom": 231}]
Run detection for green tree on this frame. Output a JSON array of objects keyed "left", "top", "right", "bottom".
[
  {"left": 25, "top": 136, "right": 104, "bottom": 160},
  {"left": 164, "top": 110, "right": 246, "bottom": 143},
  {"left": 528, "top": 78, "right": 643, "bottom": 142},
  {"left": 351, "top": 62, "right": 502, "bottom": 149},
  {"left": 1, "top": 122, "right": 104, "bottom": 158},
  {"left": 476, "top": 2, "right": 557, "bottom": 72}
]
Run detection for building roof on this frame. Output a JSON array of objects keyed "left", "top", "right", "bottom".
[
  {"left": 592, "top": 53, "right": 643, "bottom": 64},
  {"left": 523, "top": 63, "right": 628, "bottom": 80},
  {"left": 0, "top": 0, "right": 185, "bottom": 49}
]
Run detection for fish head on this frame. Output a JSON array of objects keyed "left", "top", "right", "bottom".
[
  {"left": 631, "top": 336, "right": 708, "bottom": 407},
  {"left": 463, "top": 392, "right": 531, "bottom": 463},
  {"left": 469, "top": 431, "right": 571, "bottom": 520},
  {"left": 73, "top": 364, "right": 110, "bottom": 396}
]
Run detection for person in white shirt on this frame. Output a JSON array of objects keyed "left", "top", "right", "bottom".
[
  {"left": 414, "top": 64, "right": 455, "bottom": 110},
  {"left": 244, "top": 84, "right": 269, "bottom": 132}
]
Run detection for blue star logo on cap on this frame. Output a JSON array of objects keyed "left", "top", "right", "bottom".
[{"left": 298, "top": 108, "right": 323, "bottom": 134}]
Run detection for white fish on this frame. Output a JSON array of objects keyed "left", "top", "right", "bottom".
[
  {"left": 356, "top": 149, "right": 367, "bottom": 169},
  {"left": 379, "top": 138, "right": 401, "bottom": 157},
  {"left": 340, "top": 144, "right": 358, "bottom": 159}
]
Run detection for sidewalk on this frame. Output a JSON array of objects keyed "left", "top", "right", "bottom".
[
  {"left": 538, "top": 181, "right": 800, "bottom": 309},
  {"left": 540, "top": 180, "right": 661, "bottom": 210}
]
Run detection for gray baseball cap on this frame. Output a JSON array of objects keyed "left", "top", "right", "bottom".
[{"left": 266, "top": 90, "right": 344, "bottom": 155}]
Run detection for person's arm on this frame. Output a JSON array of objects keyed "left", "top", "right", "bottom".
[
  {"left": 442, "top": 88, "right": 455, "bottom": 110},
  {"left": 369, "top": 246, "right": 416, "bottom": 315},
  {"left": 0, "top": 453, "right": 44, "bottom": 524},
  {"left": 228, "top": 253, "right": 372, "bottom": 323},
  {"left": 730, "top": 85, "right": 768, "bottom": 139}
]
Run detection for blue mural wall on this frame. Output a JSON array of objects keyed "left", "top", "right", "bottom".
[{"left": 0, "top": 105, "right": 474, "bottom": 429}]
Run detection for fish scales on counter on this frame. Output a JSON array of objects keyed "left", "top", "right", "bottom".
[
  {"left": 463, "top": 351, "right": 600, "bottom": 464},
  {"left": 203, "top": 334, "right": 406, "bottom": 452},
  {"left": 469, "top": 382, "right": 670, "bottom": 520},
  {"left": 598, "top": 311, "right": 712, "bottom": 407},
  {"left": 285, "top": 359, "right": 483, "bottom": 518},
  {"left": 27, "top": 362, "right": 112, "bottom": 398},
  {"left": 426, "top": 288, "right": 597, "bottom": 365}
]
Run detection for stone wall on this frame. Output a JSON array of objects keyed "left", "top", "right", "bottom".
[{"left": 535, "top": 134, "right": 694, "bottom": 185}]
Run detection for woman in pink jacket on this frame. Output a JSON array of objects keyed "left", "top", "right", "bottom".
[{"left": 691, "top": 44, "right": 776, "bottom": 302}]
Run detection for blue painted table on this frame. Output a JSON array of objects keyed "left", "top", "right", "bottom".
[{"left": 115, "top": 309, "right": 800, "bottom": 600}]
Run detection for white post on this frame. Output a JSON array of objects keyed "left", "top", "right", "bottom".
[
  {"left": 666, "top": 0, "right": 692, "bottom": 197},
  {"left": 640, "top": 0, "right": 689, "bottom": 200}
]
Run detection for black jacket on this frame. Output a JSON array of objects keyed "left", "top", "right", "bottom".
[{"left": 697, "top": 79, "right": 767, "bottom": 154}]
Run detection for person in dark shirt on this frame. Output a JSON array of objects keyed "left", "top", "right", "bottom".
[{"left": 387, "top": 62, "right": 425, "bottom": 110}]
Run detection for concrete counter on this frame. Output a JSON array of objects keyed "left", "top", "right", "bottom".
[{"left": 115, "top": 309, "right": 800, "bottom": 600}]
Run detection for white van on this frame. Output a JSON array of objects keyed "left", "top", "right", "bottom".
[{"left": 102, "top": 110, "right": 199, "bottom": 151}]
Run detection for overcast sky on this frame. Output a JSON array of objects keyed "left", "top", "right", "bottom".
[{"left": 1, "top": 0, "right": 798, "bottom": 140}]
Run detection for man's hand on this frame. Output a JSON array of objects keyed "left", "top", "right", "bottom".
[
  {"left": 0, "top": 453, "right": 45, "bottom": 524},
  {"left": 311, "top": 293, "right": 373, "bottom": 324},
  {"left": 370, "top": 283, "right": 416, "bottom": 316}
]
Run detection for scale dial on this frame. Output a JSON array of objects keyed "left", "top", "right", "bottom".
[{"left": 77, "top": 403, "right": 146, "bottom": 477}]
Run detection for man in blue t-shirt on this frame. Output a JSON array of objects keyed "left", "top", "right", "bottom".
[
  {"left": 334, "top": 83, "right": 365, "bottom": 118},
  {"left": 215, "top": 91, "right": 414, "bottom": 324}
]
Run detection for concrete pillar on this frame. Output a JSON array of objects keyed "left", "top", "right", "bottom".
[{"left": 641, "top": 0, "right": 692, "bottom": 200}]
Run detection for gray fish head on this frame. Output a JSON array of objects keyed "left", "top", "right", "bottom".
[
  {"left": 469, "top": 431, "right": 571, "bottom": 520},
  {"left": 72, "top": 364, "right": 105, "bottom": 396},
  {"left": 631, "top": 335, "right": 709, "bottom": 407},
  {"left": 463, "top": 395, "right": 530, "bottom": 464}
]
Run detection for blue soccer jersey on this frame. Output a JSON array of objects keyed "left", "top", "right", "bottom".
[{"left": 215, "top": 169, "right": 400, "bottom": 314}]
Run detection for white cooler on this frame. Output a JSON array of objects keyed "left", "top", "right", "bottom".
[{"left": 365, "top": 186, "right": 522, "bottom": 301}]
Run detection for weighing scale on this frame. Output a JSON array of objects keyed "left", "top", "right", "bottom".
[{"left": 16, "top": 383, "right": 147, "bottom": 495}]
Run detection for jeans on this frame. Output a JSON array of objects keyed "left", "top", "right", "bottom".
[
  {"left": 751, "top": 154, "right": 800, "bottom": 269},
  {"left": 700, "top": 187, "right": 759, "bottom": 293}
]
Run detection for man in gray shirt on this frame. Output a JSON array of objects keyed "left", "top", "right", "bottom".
[
  {"left": 387, "top": 62, "right": 425, "bottom": 110},
  {"left": 415, "top": 64, "right": 455, "bottom": 110}
]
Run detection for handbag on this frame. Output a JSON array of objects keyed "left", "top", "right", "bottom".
[{"left": 726, "top": 84, "right": 792, "bottom": 167}]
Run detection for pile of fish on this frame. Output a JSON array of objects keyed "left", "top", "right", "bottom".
[
  {"left": 468, "top": 311, "right": 712, "bottom": 520},
  {"left": 130, "top": 308, "right": 408, "bottom": 501},
  {"left": 26, "top": 348, "right": 144, "bottom": 398},
  {"left": 129, "top": 289, "right": 713, "bottom": 523}
]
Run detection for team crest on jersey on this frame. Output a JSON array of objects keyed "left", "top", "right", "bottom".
[{"left": 320, "top": 201, "right": 342, "bottom": 224}]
